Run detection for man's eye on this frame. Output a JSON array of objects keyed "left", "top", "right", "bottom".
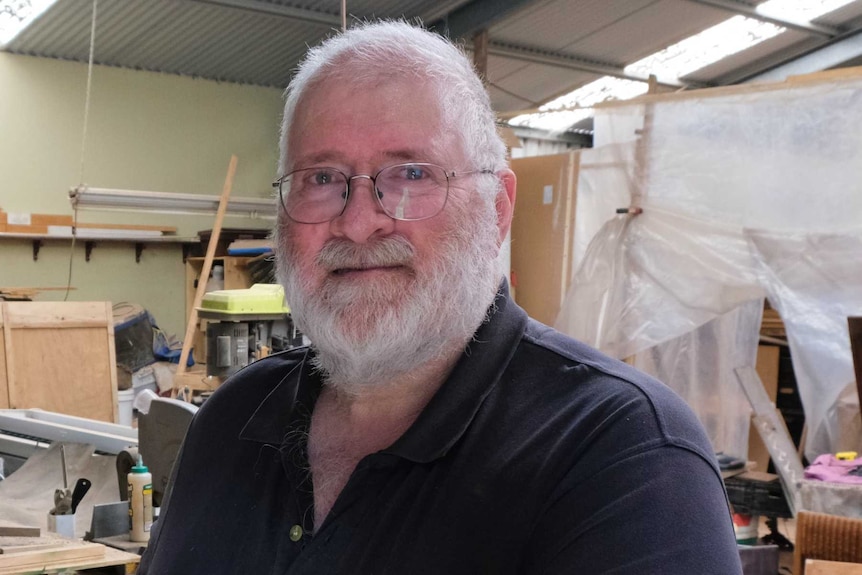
[
  {"left": 404, "top": 166, "right": 426, "bottom": 180},
  {"left": 313, "top": 171, "right": 333, "bottom": 185}
]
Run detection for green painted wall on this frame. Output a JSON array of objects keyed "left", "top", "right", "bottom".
[{"left": 0, "top": 53, "right": 283, "bottom": 336}]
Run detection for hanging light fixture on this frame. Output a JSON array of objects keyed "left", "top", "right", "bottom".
[{"left": 69, "top": 186, "right": 276, "bottom": 220}]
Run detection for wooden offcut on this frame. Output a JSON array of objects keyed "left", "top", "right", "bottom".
[
  {"left": 0, "top": 538, "right": 103, "bottom": 572},
  {"left": 807, "top": 559, "right": 862, "bottom": 575},
  {"left": 0, "top": 301, "right": 118, "bottom": 422}
]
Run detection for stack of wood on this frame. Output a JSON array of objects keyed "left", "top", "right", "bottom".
[
  {"left": 761, "top": 304, "right": 786, "bottom": 339},
  {"left": 0, "top": 527, "right": 142, "bottom": 574}
]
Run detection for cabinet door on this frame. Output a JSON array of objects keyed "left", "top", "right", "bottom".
[{"left": 2, "top": 301, "right": 118, "bottom": 422}]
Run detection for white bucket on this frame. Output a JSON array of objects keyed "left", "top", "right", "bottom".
[{"left": 118, "top": 388, "right": 135, "bottom": 427}]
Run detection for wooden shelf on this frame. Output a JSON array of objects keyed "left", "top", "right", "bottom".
[{"left": 0, "top": 232, "right": 197, "bottom": 262}]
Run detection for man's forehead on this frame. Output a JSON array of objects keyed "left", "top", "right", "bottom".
[{"left": 286, "top": 75, "right": 462, "bottom": 169}]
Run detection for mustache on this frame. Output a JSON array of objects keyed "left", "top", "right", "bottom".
[{"left": 316, "top": 237, "right": 415, "bottom": 271}]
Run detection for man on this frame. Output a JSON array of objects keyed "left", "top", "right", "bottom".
[{"left": 140, "top": 21, "right": 743, "bottom": 574}]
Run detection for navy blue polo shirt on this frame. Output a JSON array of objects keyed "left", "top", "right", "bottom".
[{"left": 139, "top": 286, "right": 742, "bottom": 574}]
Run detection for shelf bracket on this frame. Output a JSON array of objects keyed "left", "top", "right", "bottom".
[
  {"left": 85, "top": 241, "right": 95, "bottom": 262},
  {"left": 182, "top": 244, "right": 192, "bottom": 263},
  {"left": 32, "top": 240, "right": 42, "bottom": 261},
  {"left": 135, "top": 243, "right": 145, "bottom": 263}
]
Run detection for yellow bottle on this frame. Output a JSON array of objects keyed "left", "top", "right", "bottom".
[{"left": 128, "top": 455, "right": 153, "bottom": 542}]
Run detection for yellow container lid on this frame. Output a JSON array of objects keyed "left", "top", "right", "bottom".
[{"left": 200, "top": 284, "right": 290, "bottom": 314}]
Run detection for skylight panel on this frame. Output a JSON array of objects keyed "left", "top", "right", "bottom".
[
  {"left": 505, "top": 0, "right": 858, "bottom": 134},
  {"left": 625, "top": 16, "right": 783, "bottom": 84},
  {"left": 757, "top": 0, "right": 857, "bottom": 22},
  {"left": 509, "top": 77, "right": 648, "bottom": 132},
  {"left": 0, "top": 0, "right": 58, "bottom": 47}
]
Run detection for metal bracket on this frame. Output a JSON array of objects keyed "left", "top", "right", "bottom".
[
  {"left": 32, "top": 240, "right": 42, "bottom": 261},
  {"left": 85, "top": 241, "right": 95, "bottom": 262},
  {"left": 135, "top": 243, "right": 145, "bottom": 263},
  {"left": 735, "top": 366, "right": 805, "bottom": 516}
]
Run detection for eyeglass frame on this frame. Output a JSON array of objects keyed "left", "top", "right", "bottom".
[{"left": 272, "top": 162, "right": 494, "bottom": 224}]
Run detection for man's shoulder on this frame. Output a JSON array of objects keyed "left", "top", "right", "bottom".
[
  {"left": 512, "top": 319, "right": 711, "bottom": 454},
  {"left": 518, "top": 317, "right": 656, "bottom": 392}
]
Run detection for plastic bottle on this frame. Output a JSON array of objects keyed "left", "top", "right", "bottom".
[
  {"left": 206, "top": 265, "right": 225, "bottom": 293},
  {"left": 128, "top": 455, "right": 153, "bottom": 542}
]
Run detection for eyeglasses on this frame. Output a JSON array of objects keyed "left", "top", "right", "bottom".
[{"left": 272, "top": 162, "right": 493, "bottom": 224}]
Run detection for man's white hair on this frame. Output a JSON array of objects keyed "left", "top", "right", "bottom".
[{"left": 278, "top": 20, "right": 508, "bottom": 187}]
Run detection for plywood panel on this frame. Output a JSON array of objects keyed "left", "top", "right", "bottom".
[
  {"left": 510, "top": 152, "right": 578, "bottom": 326},
  {"left": 0, "top": 305, "right": 8, "bottom": 409},
  {"left": 2, "top": 302, "right": 117, "bottom": 422}
]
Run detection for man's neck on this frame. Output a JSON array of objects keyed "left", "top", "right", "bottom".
[{"left": 307, "top": 341, "right": 464, "bottom": 529}]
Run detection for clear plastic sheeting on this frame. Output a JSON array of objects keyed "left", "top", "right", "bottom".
[
  {"left": 633, "top": 300, "right": 763, "bottom": 457},
  {"left": 556, "top": 75, "right": 862, "bottom": 460}
]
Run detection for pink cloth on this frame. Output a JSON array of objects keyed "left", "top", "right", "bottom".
[{"left": 804, "top": 454, "right": 862, "bottom": 484}]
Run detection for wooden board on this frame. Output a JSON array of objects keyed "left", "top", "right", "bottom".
[
  {"left": 510, "top": 151, "right": 579, "bottom": 326},
  {"left": 76, "top": 222, "right": 177, "bottom": 233},
  {"left": 807, "top": 559, "right": 862, "bottom": 575},
  {"left": 1, "top": 302, "right": 118, "bottom": 422},
  {"left": 0, "top": 544, "right": 137, "bottom": 574},
  {"left": 0, "top": 538, "right": 103, "bottom": 572}
]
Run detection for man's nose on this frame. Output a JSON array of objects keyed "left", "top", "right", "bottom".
[{"left": 329, "top": 176, "right": 394, "bottom": 243}]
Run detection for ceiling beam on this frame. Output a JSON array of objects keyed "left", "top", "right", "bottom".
[
  {"left": 190, "top": 0, "right": 341, "bottom": 27},
  {"left": 682, "top": 0, "right": 841, "bottom": 38},
  {"left": 488, "top": 42, "right": 704, "bottom": 88},
  {"left": 428, "top": 0, "right": 538, "bottom": 39}
]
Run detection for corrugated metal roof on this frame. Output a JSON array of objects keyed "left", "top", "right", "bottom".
[{"left": 4, "top": 0, "right": 862, "bottom": 129}]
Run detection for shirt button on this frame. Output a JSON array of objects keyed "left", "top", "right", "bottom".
[{"left": 289, "top": 525, "right": 303, "bottom": 542}]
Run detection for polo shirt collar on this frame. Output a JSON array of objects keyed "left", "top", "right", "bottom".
[
  {"left": 239, "top": 281, "right": 529, "bottom": 462},
  {"left": 239, "top": 347, "right": 322, "bottom": 444},
  {"left": 387, "top": 281, "right": 528, "bottom": 463}
]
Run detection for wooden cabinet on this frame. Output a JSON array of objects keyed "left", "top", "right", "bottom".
[
  {"left": 0, "top": 301, "right": 118, "bottom": 422},
  {"left": 184, "top": 256, "right": 254, "bottom": 365}
]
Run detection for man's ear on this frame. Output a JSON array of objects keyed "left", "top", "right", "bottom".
[{"left": 495, "top": 169, "right": 517, "bottom": 245}]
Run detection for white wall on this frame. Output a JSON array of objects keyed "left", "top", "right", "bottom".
[{"left": 0, "top": 53, "right": 284, "bottom": 336}]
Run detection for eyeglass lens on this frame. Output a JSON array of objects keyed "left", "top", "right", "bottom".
[{"left": 280, "top": 163, "right": 449, "bottom": 223}]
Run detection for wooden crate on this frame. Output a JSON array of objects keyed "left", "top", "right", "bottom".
[{"left": 0, "top": 302, "right": 118, "bottom": 422}]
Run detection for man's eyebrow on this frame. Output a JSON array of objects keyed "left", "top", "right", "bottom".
[{"left": 383, "top": 150, "right": 427, "bottom": 163}]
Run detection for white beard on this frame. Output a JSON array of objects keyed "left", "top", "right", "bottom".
[{"left": 275, "top": 196, "right": 502, "bottom": 392}]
